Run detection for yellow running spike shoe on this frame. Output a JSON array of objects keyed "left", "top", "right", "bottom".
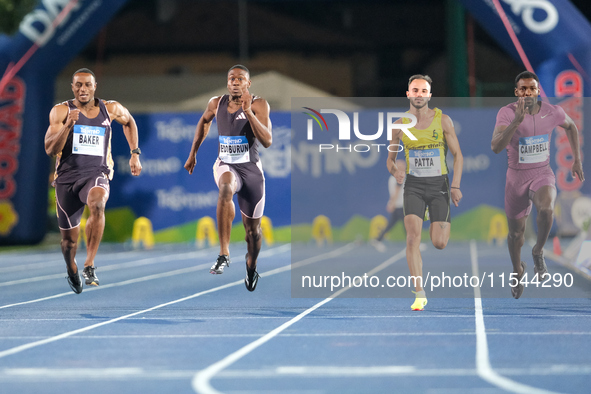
[{"left": 411, "top": 290, "right": 428, "bottom": 311}]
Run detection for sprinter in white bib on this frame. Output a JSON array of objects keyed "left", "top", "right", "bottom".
[
  {"left": 45, "top": 68, "right": 142, "bottom": 294},
  {"left": 185, "top": 65, "right": 272, "bottom": 292},
  {"left": 386, "top": 74, "right": 464, "bottom": 311}
]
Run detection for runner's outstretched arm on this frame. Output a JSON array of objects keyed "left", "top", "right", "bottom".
[
  {"left": 560, "top": 113, "right": 585, "bottom": 182},
  {"left": 185, "top": 97, "right": 219, "bottom": 175},
  {"left": 386, "top": 124, "right": 405, "bottom": 184},
  {"left": 106, "top": 100, "right": 141, "bottom": 176},
  {"left": 442, "top": 114, "right": 463, "bottom": 207}
]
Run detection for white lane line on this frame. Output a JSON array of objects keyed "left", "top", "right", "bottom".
[
  {"left": 191, "top": 247, "right": 407, "bottom": 394},
  {"left": 4, "top": 313, "right": 590, "bottom": 321},
  {"left": 0, "top": 260, "right": 65, "bottom": 274},
  {"left": 0, "top": 253, "right": 64, "bottom": 265},
  {"left": 2, "top": 367, "right": 145, "bottom": 377},
  {"left": 0, "top": 244, "right": 290, "bottom": 310},
  {"left": 470, "top": 240, "right": 561, "bottom": 394},
  {"left": 4, "top": 331, "right": 591, "bottom": 340},
  {"left": 0, "top": 266, "right": 207, "bottom": 310},
  {"left": 0, "top": 283, "right": 248, "bottom": 359},
  {"left": 0, "top": 248, "right": 219, "bottom": 287},
  {"left": 2, "top": 364, "right": 591, "bottom": 383},
  {"left": 3, "top": 314, "right": 591, "bottom": 321},
  {"left": 0, "top": 250, "right": 158, "bottom": 273},
  {"left": 227, "top": 364, "right": 591, "bottom": 378},
  {"left": 1, "top": 244, "right": 292, "bottom": 286},
  {"left": 276, "top": 366, "right": 416, "bottom": 375},
  {"left": 0, "top": 244, "right": 337, "bottom": 360}
]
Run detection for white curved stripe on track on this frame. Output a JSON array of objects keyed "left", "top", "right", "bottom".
[
  {"left": 470, "top": 240, "right": 560, "bottom": 394},
  {"left": 191, "top": 246, "right": 407, "bottom": 394}
]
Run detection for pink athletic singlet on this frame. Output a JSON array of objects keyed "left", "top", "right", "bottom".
[{"left": 495, "top": 101, "right": 567, "bottom": 219}]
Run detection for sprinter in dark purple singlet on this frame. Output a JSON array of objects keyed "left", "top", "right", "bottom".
[
  {"left": 185, "top": 65, "right": 272, "bottom": 292},
  {"left": 45, "top": 68, "right": 142, "bottom": 294}
]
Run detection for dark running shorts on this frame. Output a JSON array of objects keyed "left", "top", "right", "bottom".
[
  {"left": 55, "top": 173, "right": 110, "bottom": 230},
  {"left": 403, "top": 174, "right": 451, "bottom": 223},
  {"left": 213, "top": 159, "right": 265, "bottom": 219}
]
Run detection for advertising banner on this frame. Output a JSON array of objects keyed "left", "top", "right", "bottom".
[
  {"left": 105, "top": 111, "right": 291, "bottom": 242},
  {"left": 458, "top": 0, "right": 591, "bottom": 97},
  {"left": 0, "top": 0, "right": 130, "bottom": 244}
]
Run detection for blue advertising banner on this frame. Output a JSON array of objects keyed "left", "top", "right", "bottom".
[
  {"left": 107, "top": 112, "right": 291, "bottom": 235},
  {"left": 0, "top": 0, "right": 130, "bottom": 244},
  {"left": 458, "top": 0, "right": 591, "bottom": 97}
]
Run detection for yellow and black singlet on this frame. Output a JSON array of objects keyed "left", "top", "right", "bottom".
[{"left": 400, "top": 108, "right": 448, "bottom": 177}]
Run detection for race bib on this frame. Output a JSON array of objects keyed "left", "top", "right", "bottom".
[
  {"left": 408, "top": 149, "right": 442, "bottom": 177},
  {"left": 72, "top": 125, "right": 105, "bottom": 156},
  {"left": 219, "top": 135, "right": 250, "bottom": 164},
  {"left": 519, "top": 134, "right": 549, "bottom": 164}
]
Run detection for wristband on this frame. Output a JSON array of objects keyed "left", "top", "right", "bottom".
[
  {"left": 451, "top": 187, "right": 460, "bottom": 189},
  {"left": 130, "top": 148, "right": 141, "bottom": 155}
]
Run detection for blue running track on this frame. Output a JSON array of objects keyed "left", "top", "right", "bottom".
[{"left": 0, "top": 241, "right": 590, "bottom": 393}]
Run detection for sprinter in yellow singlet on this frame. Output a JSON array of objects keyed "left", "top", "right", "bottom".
[{"left": 386, "top": 75, "right": 464, "bottom": 310}]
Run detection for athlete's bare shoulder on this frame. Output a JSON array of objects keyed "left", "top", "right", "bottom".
[
  {"left": 206, "top": 95, "right": 223, "bottom": 112},
  {"left": 103, "top": 100, "right": 128, "bottom": 116},
  {"left": 209, "top": 95, "right": 223, "bottom": 104},
  {"left": 50, "top": 101, "right": 69, "bottom": 122},
  {"left": 251, "top": 95, "right": 269, "bottom": 110},
  {"left": 441, "top": 113, "right": 455, "bottom": 132},
  {"left": 441, "top": 113, "right": 453, "bottom": 123},
  {"left": 103, "top": 99, "right": 121, "bottom": 109},
  {"left": 54, "top": 100, "right": 70, "bottom": 108}
]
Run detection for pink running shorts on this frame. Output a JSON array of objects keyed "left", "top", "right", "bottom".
[{"left": 505, "top": 165, "right": 556, "bottom": 219}]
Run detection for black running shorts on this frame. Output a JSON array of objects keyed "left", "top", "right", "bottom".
[
  {"left": 55, "top": 173, "right": 110, "bottom": 230},
  {"left": 403, "top": 174, "right": 451, "bottom": 223}
]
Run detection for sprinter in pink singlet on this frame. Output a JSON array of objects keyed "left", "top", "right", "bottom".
[{"left": 492, "top": 71, "right": 584, "bottom": 299}]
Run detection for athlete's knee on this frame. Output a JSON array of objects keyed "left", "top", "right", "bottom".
[
  {"left": 245, "top": 225, "right": 262, "bottom": 243},
  {"left": 537, "top": 206, "right": 553, "bottom": 221},
  {"left": 406, "top": 231, "right": 422, "bottom": 248},
  {"left": 218, "top": 183, "right": 234, "bottom": 202},
  {"left": 87, "top": 199, "right": 106, "bottom": 216},
  {"left": 432, "top": 238, "right": 448, "bottom": 250},
  {"left": 60, "top": 238, "right": 77, "bottom": 252},
  {"left": 507, "top": 228, "right": 524, "bottom": 243}
]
